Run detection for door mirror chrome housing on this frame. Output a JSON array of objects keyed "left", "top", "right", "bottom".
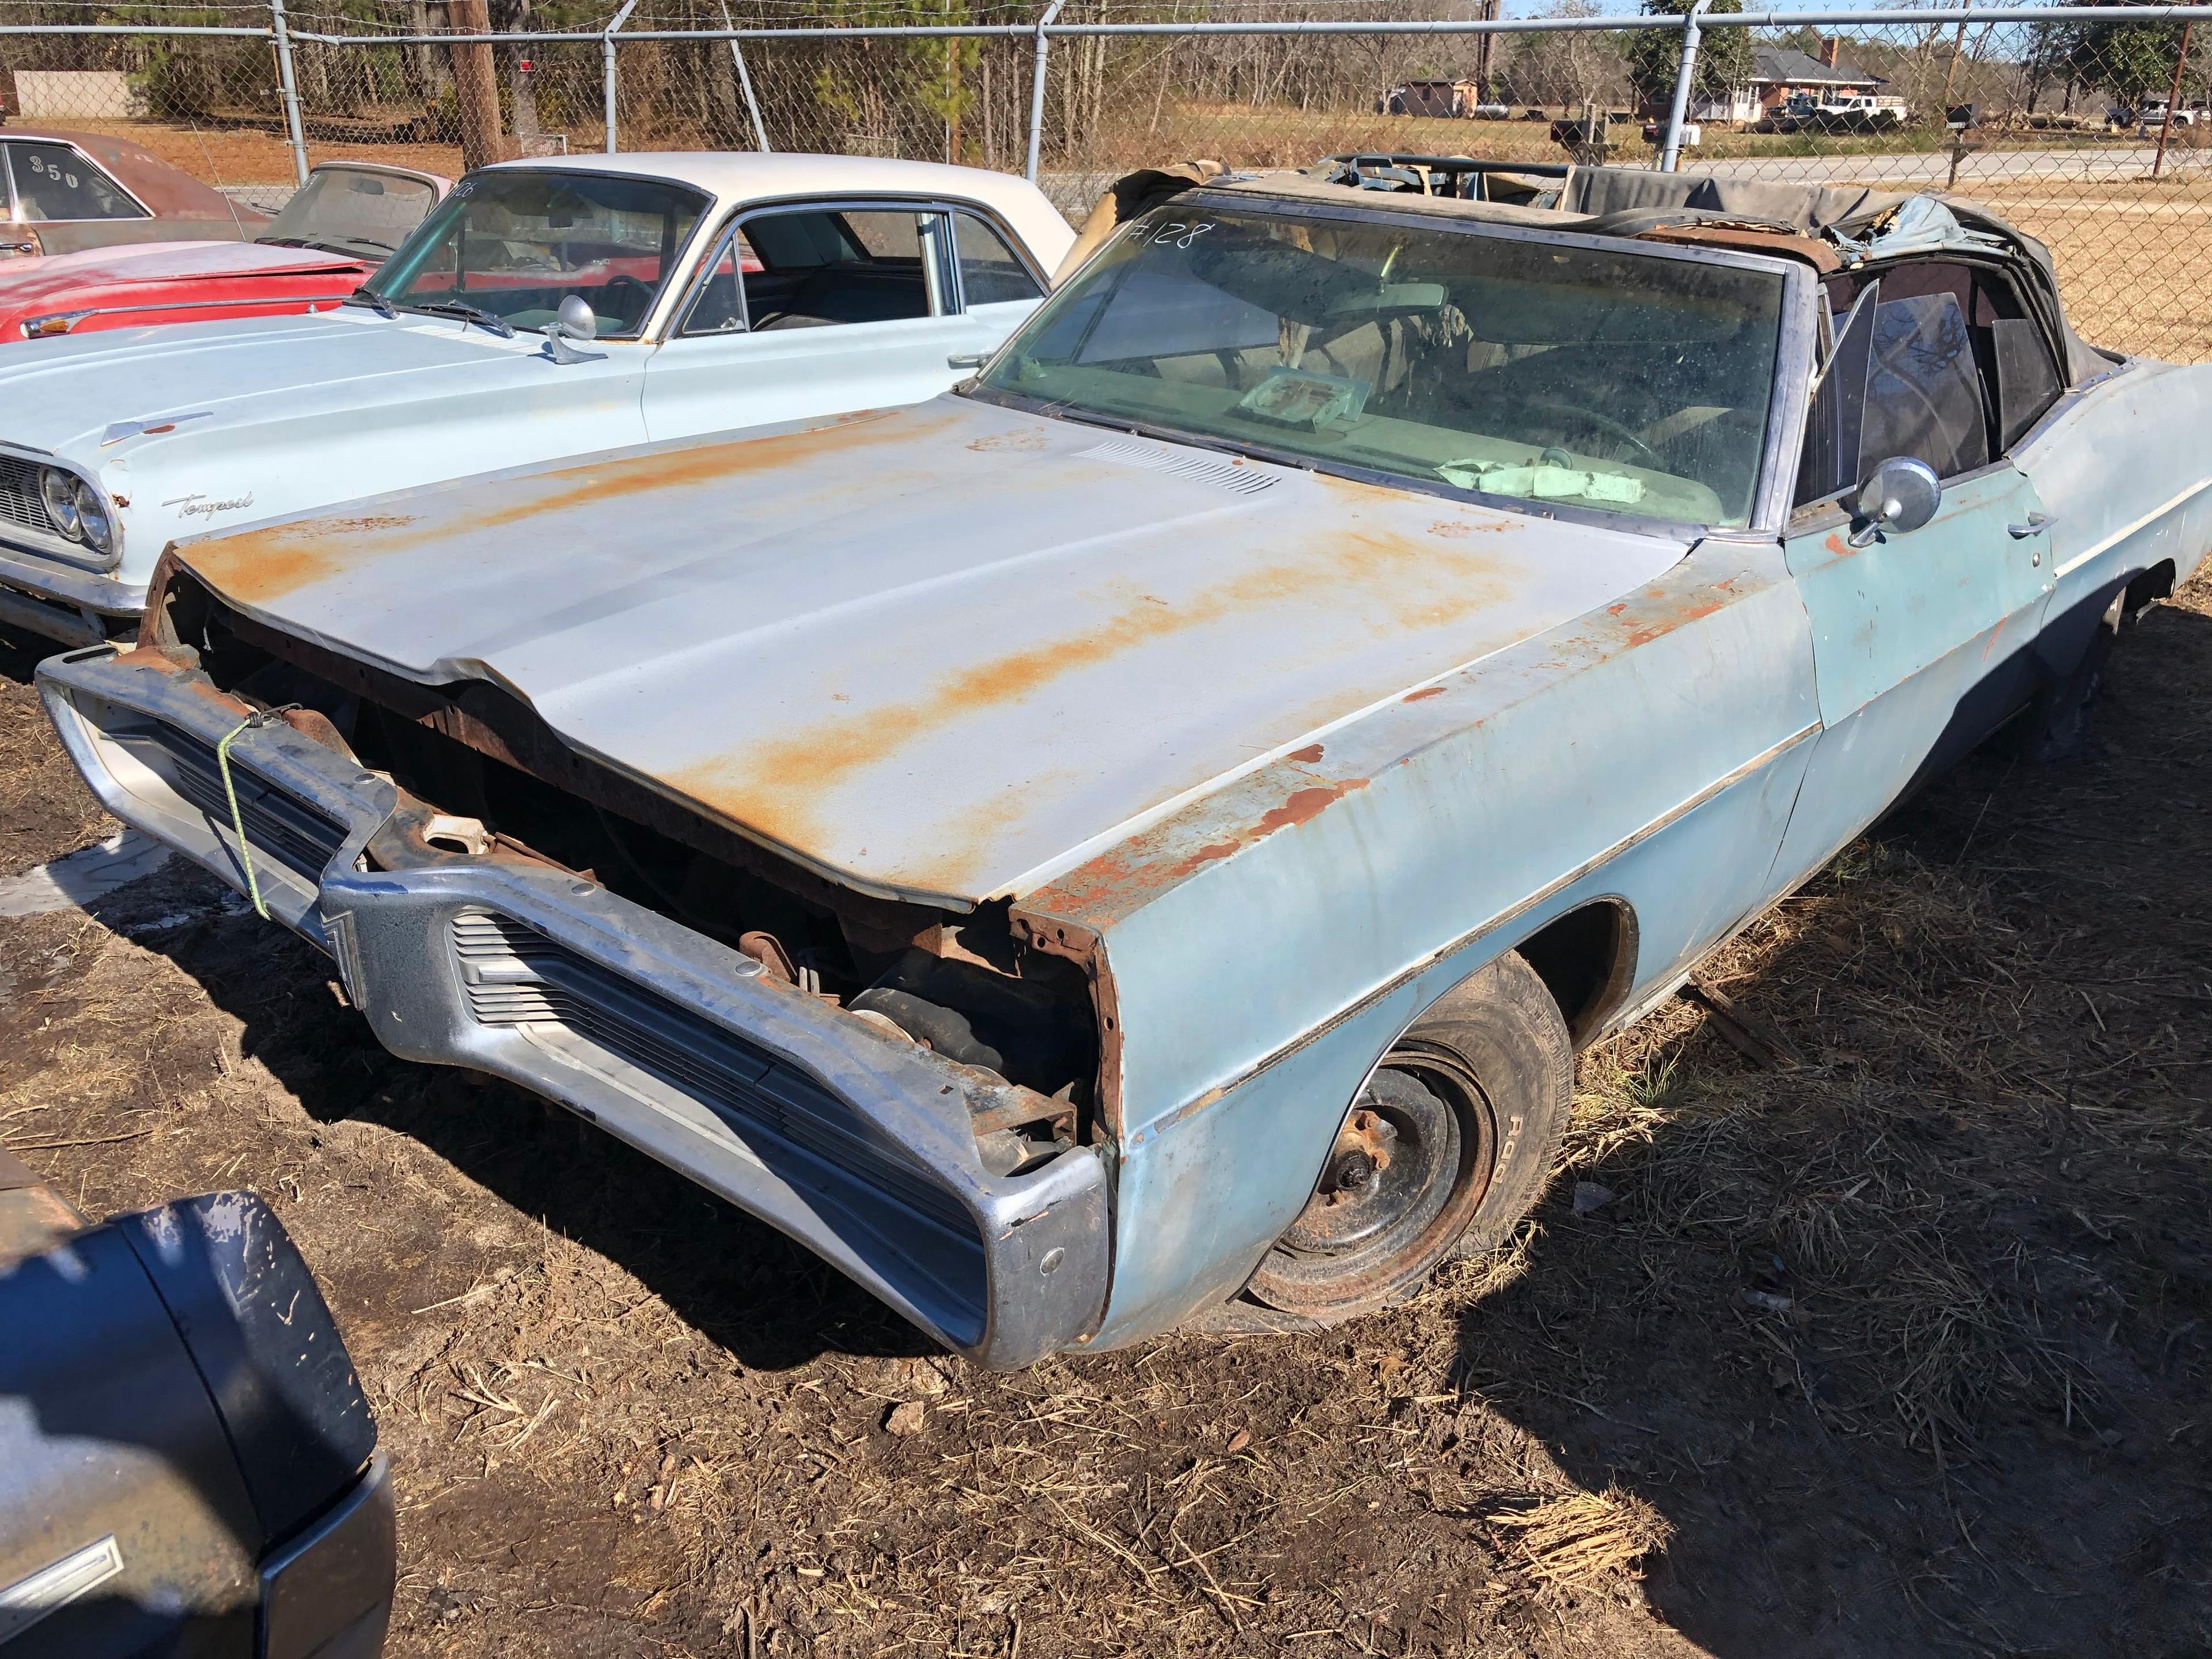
[
  {"left": 1847, "top": 456, "right": 1942, "bottom": 548},
  {"left": 542, "top": 294, "right": 606, "bottom": 365}
]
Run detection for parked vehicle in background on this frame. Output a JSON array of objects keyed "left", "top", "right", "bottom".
[
  {"left": 1771, "top": 93, "right": 1908, "bottom": 132},
  {"left": 0, "top": 151, "right": 1071, "bottom": 648},
  {"left": 1, "top": 1155, "right": 392, "bottom": 1657},
  {"left": 43, "top": 164, "right": 2205, "bottom": 1367},
  {"left": 1, "top": 127, "right": 267, "bottom": 259},
  {"left": 0, "top": 160, "right": 451, "bottom": 344},
  {"left": 2126, "top": 99, "right": 2200, "bottom": 130}
]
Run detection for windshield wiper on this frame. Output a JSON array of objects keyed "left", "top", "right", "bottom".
[
  {"left": 411, "top": 300, "right": 515, "bottom": 339},
  {"left": 343, "top": 286, "right": 396, "bottom": 319}
]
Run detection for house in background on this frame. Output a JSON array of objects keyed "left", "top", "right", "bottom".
[
  {"left": 1691, "top": 37, "right": 1889, "bottom": 125},
  {"left": 1378, "top": 79, "right": 1485, "bottom": 118}
]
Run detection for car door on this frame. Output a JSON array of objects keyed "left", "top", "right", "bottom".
[
  {"left": 1772, "top": 260, "right": 2056, "bottom": 880},
  {"left": 641, "top": 201, "right": 1048, "bottom": 444}
]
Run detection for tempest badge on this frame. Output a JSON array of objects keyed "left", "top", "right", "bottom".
[{"left": 165, "top": 493, "right": 255, "bottom": 517}]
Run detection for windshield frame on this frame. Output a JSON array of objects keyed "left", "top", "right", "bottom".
[
  {"left": 961, "top": 191, "right": 1820, "bottom": 540},
  {"left": 361, "top": 164, "right": 717, "bottom": 342},
  {"left": 259, "top": 160, "right": 445, "bottom": 260}
]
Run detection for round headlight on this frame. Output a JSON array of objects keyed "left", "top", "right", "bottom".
[
  {"left": 39, "top": 467, "right": 81, "bottom": 540},
  {"left": 73, "top": 478, "right": 112, "bottom": 555}
]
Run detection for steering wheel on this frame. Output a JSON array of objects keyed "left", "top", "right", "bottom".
[
  {"left": 596, "top": 273, "right": 653, "bottom": 329},
  {"left": 1522, "top": 398, "right": 1664, "bottom": 471}
]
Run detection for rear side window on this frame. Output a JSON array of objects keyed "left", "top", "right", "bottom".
[
  {"left": 7, "top": 143, "right": 144, "bottom": 221},
  {"left": 955, "top": 213, "right": 1044, "bottom": 306}
]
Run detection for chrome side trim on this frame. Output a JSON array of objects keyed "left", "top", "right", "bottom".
[
  {"left": 0, "top": 1535, "right": 125, "bottom": 1645},
  {"left": 1127, "top": 718, "right": 1822, "bottom": 1145},
  {"left": 24, "top": 293, "right": 353, "bottom": 335},
  {"left": 2053, "top": 471, "right": 2212, "bottom": 579}
]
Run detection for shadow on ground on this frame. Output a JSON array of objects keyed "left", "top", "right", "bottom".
[{"left": 1455, "top": 596, "right": 2212, "bottom": 1656}]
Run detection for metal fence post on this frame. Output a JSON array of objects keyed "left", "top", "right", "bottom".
[
  {"left": 718, "top": 1, "right": 771, "bottom": 151},
  {"left": 604, "top": 0, "right": 640, "bottom": 153},
  {"left": 267, "top": 0, "right": 309, "bottom": 187},
  {"left": 1657, "top": 0, "right": 1713, "bottom": 175},
  {"left": 1024, "top": 0, "right": 1067, "bottom": 184}
]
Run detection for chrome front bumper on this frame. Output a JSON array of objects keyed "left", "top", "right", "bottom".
[
  {"left": 37, "top": 646, "right": 1110, "bottom": 1368},
  {"left": 0, "top": 545, "right": 145, "bottom": 647}
]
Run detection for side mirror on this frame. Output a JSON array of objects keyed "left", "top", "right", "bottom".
[
  {"left": 1848, "top": 456, "right": 1941, "bottom": 548},
  {"left": 555, "top": 293, "right": 597, "bottom": 339},
  {"left": 541, "top": 294, "right": 605, "bottom": 366}
]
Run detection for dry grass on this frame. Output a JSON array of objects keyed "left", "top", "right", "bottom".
[{"left": 1486, "top": 1490, "right": 1672, "bottom": 1590}]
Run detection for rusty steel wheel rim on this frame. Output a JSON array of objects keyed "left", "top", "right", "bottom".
[{"left": 1248, "top": 1041, "right": 1498, "bottom": 1319}]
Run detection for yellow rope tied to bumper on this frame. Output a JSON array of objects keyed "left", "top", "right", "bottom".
[{"left": 214, "top": 706, "right": 297, "bottom": 921}]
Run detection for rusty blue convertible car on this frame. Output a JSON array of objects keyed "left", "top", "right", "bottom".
[{"left": 37, "top": 162, "right": 2212, "bottom": 1366}]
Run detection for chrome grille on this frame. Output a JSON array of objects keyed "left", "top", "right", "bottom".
[
  {"left": 450, "top": 911, "right": 978, "bottom": 1242},
  {"left": 0, "top": 455, "right": 52, "bottom": 539},
  {"left": 109, "top": 724, "right": 348, "bottom": 878}
]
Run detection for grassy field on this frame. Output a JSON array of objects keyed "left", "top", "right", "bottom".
[{"left": 5, "top": 569, "right": 2212, "bottom": 1657}]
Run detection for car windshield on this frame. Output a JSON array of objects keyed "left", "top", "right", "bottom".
[
  {"left": 260, "top": 166, "right": 438, "bottom": 259},
  {"left": 365, "top": 169, "right": 707, "bottom": 338},
  {"left": 974, "top": 204, "right": 1788, "bottom": 527}
]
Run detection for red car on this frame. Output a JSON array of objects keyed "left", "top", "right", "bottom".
[{"left": 0, "top": 156, "right": 449, "bottom": 343}]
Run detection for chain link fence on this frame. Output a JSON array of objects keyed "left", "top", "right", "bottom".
[{"left": 3, "top": 3, "right": 2208, "bottom": 355}]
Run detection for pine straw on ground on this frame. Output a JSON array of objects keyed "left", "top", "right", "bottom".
[{"left": 3, "top": 577, "right": 2211, "bottom": 1657}]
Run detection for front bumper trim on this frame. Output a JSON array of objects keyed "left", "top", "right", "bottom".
[
  {"left": 38, "top": 645, "right": 1109, "bottom": 1369},
  {"left": 0, "top": 543, "right": 143, "bottom": 616}
]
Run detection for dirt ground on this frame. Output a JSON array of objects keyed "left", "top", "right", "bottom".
[{"left": 4, "top": 575, "right": 2212, "bottom": 1658}]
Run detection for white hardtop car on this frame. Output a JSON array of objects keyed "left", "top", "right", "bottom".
[{"left": 0, "top": 151, "right": 1073, "bottom": 647}]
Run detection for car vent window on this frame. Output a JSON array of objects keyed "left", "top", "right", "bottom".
[
  {"left": 680, "top": 226, "right": 757, "bottom": 336},
  {"left": 6, "top": 143, "right": 145, "bottom": 222},
  {"left": 955, "top": 212, "right": 1043, "bottom": 306}
]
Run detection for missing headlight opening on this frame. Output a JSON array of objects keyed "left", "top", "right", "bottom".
[{"left": 144, "top": 565, "right": 1102, "bottom": 1165}]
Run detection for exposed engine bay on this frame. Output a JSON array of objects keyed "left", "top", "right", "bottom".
[{"left": 143, "top": 563, "right": 1105, "bottom": 1172}]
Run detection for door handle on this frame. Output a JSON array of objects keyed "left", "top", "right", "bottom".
[{"left": 2007, "top": 512, "right": 2054, "bottom": 539}]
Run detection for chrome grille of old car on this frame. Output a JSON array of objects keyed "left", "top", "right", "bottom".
[
  {"left": 107, "top": 724, "right": 349, "bottom": 877},
  {"left": 0, "top": 455, "right": 52, "bottom": 539},
  {"left": 449, "top": 910, "right": 982, "bottom": 1245}
]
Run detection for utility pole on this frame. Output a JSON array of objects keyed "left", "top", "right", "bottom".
[{"left": 2153, "top": 20, "right": 2193, "bottom": 180}]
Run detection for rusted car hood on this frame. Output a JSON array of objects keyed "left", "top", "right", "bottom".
[{"left": 176, "top": 398, "right": 1696, "bottom": 906}]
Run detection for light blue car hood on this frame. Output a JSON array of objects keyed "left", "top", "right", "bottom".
[
  {"left": 177, "top": 397, "right": 1694, "bottom": 906},
  {"left": 1, "top": 306, "right": 551, "bottom": 452}
]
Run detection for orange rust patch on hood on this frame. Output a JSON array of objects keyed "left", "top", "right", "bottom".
[
  {"left": 668, "top": 519, "right": 1514, "bottom": 861},
  {"left": 1049, "top": 772, "right": 1371, "bottom": 912},
  {"left": 1286, "top": 742, "right": 1324, "bottom": 763},
  {"left": 1403, "top": 685, "right": 1446, "bottom": 702},
  {"left": 183, "top": 407, "right": 948, "bottom": 610}
]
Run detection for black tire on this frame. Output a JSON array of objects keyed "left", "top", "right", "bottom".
[
  {"left": 2015, "top": 608, "right": 2119, "bottom": 765},
  {"left": 1238, "top": 950, "right": 1572, "bottom": 1325}
]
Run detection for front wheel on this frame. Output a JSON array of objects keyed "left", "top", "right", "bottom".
[{"left": 1243, "top": 951, "right": 1572, "bottom": 1323}]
